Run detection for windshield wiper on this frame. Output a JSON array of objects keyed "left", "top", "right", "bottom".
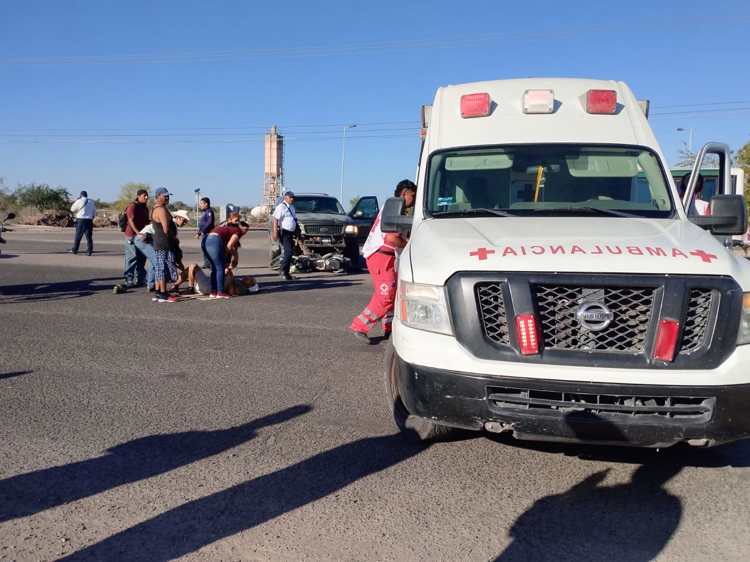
[
  {"left": 531, "top": 206, "right": 640, "bottom": 218},
  {"left": 432, "top": 208, "right": 515, "bottom": 218}
]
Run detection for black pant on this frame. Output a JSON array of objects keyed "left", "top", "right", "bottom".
[
  {"left": 279, "top": 229, "right": 294, "bottom": 275},
  {"left": 72, "top": 219, "right": 93, "bottom": 254}
]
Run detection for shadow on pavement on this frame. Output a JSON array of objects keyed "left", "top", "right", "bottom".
[
  {"left": 60, "top": 433, "right": 426, "bottom": 562},
  {"left": 0, "top": 370, "right": 34, "bottom": 380},
  {"left": 257, "top": 277, "right": 362, "bottom": 294},
  {"left": 0, "top": 405, "right": 311, "bottom": 524},
  {"left": 492, "top": 414, "right": 750, "bottom": 561},
  {"left": 0, "top": 276, "right": 121, "bottom": 303}
]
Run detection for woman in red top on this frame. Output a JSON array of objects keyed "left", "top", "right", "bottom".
[{"left": 205, "top": 212, "right": 249, "bottom": 298}]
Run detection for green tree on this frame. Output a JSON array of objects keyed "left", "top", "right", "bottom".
[
  {"left": 167, "top": 200, "right": 191, "bottom": 212},
  {"left": 14, "top": 183, "right": 71, "bottom": 211},
  {"left": 735, "top": 141, "right": 750, "bottom": 213},
  {"left": 115, "top": 182, "right": 151, "bottom": 212},
  {"left": 0, "top": 177, "right": 16, "bottom": 210}
]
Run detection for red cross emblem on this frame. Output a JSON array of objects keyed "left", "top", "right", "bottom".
[
  {"left": 689, "top": 249, "right": 718, "bottom": 263},
  {"left": 469, "top": 247, "right": 495, "bottom": 261}
]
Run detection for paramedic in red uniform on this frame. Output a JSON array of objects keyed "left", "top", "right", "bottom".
[{"left": 350, "top": 180, "right": 417, "bottom": 343}]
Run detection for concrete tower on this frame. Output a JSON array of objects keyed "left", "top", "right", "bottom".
[{"left": 263, "top": 125, "right": 284, "bottom": 211}]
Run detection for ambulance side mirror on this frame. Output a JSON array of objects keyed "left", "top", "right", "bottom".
[
  {"left": 690, "top": 195, "right": 748, "bottom": 236},
  {"left": 381, "top": 197, "right": 413, "bottom": 233}
]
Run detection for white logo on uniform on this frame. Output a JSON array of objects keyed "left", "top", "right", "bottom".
[{"left": 379, "top": 282, "right": 390, "bottom": 295}]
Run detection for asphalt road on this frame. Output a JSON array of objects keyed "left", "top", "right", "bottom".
[{"left": 1, "top": 227, "right": 750, "bottom": 561}]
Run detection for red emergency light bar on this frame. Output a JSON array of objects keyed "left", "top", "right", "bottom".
[
  {"left": 515, "top": 313, "right": 540, "bottom": 355},
  {"left": 653, "top": 318, "right": 680, "bottom": 362},
  {"left": 586, "top": 89, "right": 617, "bottom": 114},
  {"left": 461, "top": 93, "right": 491, "bottom": 118}
]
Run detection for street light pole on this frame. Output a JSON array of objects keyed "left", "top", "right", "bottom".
[
  {"left": 676, "top": 127, "right": 694, "bottom": 153},
  {"left": 339, "top": 124, "right": 356, "bottom": 204},
  {"left": 193, "top": 188, "right": 201, "bottom": 235}
]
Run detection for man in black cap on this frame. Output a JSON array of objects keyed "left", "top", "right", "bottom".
[
  {"left": 271, "top": 190, "right": 297, "bottom": 280},
  {"left": 69, "top": 190, "right": 96, "bottom": 255}
]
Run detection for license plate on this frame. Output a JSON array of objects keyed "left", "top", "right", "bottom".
[{"left": 321, "top": 237, "right": 332, "bottom": 244}]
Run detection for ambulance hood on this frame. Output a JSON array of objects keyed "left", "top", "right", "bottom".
[{"left": 408, "top": 217, "right": 743, "bottom": 285}]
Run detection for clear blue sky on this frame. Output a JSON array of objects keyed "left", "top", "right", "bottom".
[{"left": 1, "top": 0, "right": 748, "bottom": 207}]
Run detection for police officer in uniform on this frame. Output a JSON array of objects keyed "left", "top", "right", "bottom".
[{"left": 272, "top": 190, "right": 298, "bottom": 280}]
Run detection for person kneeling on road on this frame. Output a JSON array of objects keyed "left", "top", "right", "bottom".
[
  {"left": 205, "top": 213, "right": 249, "bottom": 299},
  {"left": 350, "top": 180, "right": 416, "bottom": 344}
]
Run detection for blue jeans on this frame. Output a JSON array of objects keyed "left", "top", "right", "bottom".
[
  {"left": 205, "top": 235, "right": 225, "bottom": 293},
  {"left": 124, "top": 236, "right": 148, "bottom": 286},
  {"left": 134, "top": 236, "right": 157, "bottom": 289},
  {"left": 200, "top": 235, "right": 211, "bottom": 268},
  {"left": 72, "top": 219, "right": 93, "bottom": 254}
]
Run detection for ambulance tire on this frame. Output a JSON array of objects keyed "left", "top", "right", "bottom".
[{"left": 383, "top": 341, "right": 452, "bottom": 442}]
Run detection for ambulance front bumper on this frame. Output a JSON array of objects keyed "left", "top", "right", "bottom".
[{"left": 392, "top": 322, "right": 750, "bottom": 447}]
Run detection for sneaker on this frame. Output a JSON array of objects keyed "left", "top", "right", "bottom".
[
  {"left": 209, "top": 292, "right": 218, "bottom": 299},
  {"left": 248, "top": 284, "right": 260, "bottom": 293},
  {"left": 155, "top": 293, "right": 170, "bottom": 303},
  {"left": 151, "top": 295, "right": 160, "bottom": 302},
  {"left": 281, "top": 274, "right": 295, "bottom": 281},
  {"left": 166, "top": 295, "right": 178, "bottom": 303},
  {"left": 351, "top": 329, "right": 372, "bottom": 344},
  {"left": 215, "top": 292, "right": 231, "bottom": 299},
  {"left": 112, "top": 284, "right": 126, "bottom": 294}
]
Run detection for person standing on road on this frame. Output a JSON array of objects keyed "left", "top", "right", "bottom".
[
  {"left": 196, "top": 197, "right": 215, "bottom": 268},
  {"left": 272, "top": 190, "right": 297, "bottom": 281},
  {"left": 121, "top": 189, "right": 150, "bottom": 289},
  {"left": 350, "top": 180, "right": 416, "bottom": 343},
  {"left": 205, "top": 213, "right": 249, "bottom": 299},
  {"left": 69, "top": 190, "right": 96, "bottom": 255},
  {"left": 151, "top": 187, "right": 179, "bottom": 303}
]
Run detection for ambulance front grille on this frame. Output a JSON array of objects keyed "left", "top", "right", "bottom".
[
  {"left": 679, "top": 288, "right": 715, "bottom": 355},
  {"left": 476, "top": 282, "right": 510, "bottom": 345},
  {"left": 533, "top": 284, "right": 656, "bottom": 353}
]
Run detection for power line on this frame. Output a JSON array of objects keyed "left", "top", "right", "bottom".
[{"left": 2, "top": 16, "right": 748, "bottom": 65}]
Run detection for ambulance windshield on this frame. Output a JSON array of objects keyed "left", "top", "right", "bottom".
[{"left": 426, "top": 145, "right": 674, "bottom": 218}]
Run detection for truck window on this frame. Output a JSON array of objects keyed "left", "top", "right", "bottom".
[
  {"left": 427, "top": 145, "right": 674, "bottom": 218},
  {"left": 293, "top": 196, "right": 346, "bottom": 214}
]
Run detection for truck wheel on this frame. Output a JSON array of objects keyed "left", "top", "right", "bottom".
[
  {"left": 383, "top": 341, "right": 451, "bottom": 442},
  {"left": 269, "top": 244, "right": 281, "bottom": 270}
]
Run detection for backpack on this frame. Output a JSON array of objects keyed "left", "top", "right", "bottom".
[{"left": 118, "top": 212, "right": 128, "bottom": 232}]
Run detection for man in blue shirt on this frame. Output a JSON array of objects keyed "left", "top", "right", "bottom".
[
  {"left": 272, "top": 191, "right": 297, "bottom": 281},
  {"left": 196, "top": 197, "right": 215, "bottom": 268}
]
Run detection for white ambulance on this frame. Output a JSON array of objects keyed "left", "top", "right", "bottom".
[{"left": 381, "top": 78, "right": 750, "bottom": 447}]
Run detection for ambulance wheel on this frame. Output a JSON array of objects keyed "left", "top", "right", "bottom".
[{"left": 383, "top": 341, "right": 451, "bottom": 442}]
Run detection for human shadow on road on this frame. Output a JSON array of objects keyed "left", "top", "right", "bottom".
[
  {"left": 493, "top": 413, "right": 750, "bottom": 561},
  {"left": 496, "top": 461, "right": 683, "bottom": 562},
  {"left": 0, "top": 369, "right": 33, "bottom": 380},
  {"left": 0, "top": 276, "right": 120, "bottom": 304},
  {"left": 0, "top": 404, "right": 311, "bottom": 523},
  {"left": 60, "top": 433, "right": 425, "bottom": 562}
]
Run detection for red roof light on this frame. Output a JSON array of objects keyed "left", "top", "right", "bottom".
[
  {"left": 586, "top": 89, "right": 617, "bottom": 114},
  {"left": 461, "top": 93, "right": 491, "bottom": 118}
]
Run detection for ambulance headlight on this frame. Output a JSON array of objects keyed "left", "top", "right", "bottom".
[
  {"left": 397, "top": 281, "right": 453, "bottom": 335},
  {"left": 738, "top": 293, "right": 750, "bottom": 345},
  {"left": 344, "top": 225, "right": 358, "bottom": 235}
]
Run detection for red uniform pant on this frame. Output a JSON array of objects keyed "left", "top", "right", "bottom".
[{"left": 351, "top": 251, "right": 397, "bottom": 335}]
